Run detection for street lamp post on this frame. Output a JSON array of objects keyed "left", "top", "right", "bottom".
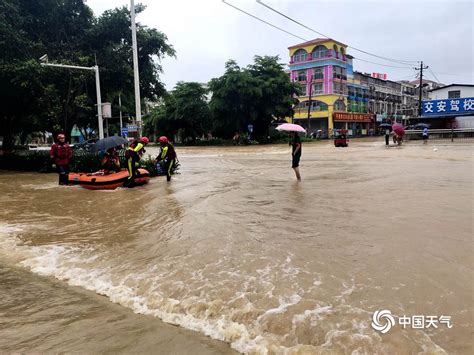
[
  {"left": 40, "top": 61, "right": 104, "bottom": 139},
  {"left": 130, "top": 0, "right": 142, "bottom": 137},
  {"left": 306, "top": 75, "right": 313, "bottom": 135}
]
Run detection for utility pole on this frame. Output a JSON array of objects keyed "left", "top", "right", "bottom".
[
  {"left": 130, "top": 0, "right": 142, "bottom": 137},
  {"left": 119, "top": 94, "right": 123, "bottom": 134},
  {"left": 415, "top": 61, "right": 429, "bottom": 117},
  {"left": 306, "top": 76, "right": 313, "bottom": 134}
]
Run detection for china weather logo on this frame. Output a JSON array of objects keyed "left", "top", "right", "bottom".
[{"left": 371, "top": 309, "right": 396, "bottom": 334}]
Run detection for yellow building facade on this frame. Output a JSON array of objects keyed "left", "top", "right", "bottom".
[{"left": 288, "top": 38, "right": 373, "bottom": 136}]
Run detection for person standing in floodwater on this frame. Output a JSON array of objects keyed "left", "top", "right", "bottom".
[
  {"left": 422, "top": 127, "right": 429, "bottom": 144},
  {"left": 385, "top": 128, "right": 390, "bottom": 146},
  {"left": 50, "top": 133, "right": 72, "bottom": 185},
  {"left": 289, "top": 132, "right": 302, "bottom": 180},
  {"left": 155, "top": 136, "right": 177, "bottom": 182}
]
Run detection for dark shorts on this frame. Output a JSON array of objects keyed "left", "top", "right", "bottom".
[
  {"left": 423, "top": 135, "right": 428, "bottom": 140},
  {"left": 292, "top": 154, "right": 301, "bottom": 168}
]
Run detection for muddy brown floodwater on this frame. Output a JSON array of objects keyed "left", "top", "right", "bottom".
[{"left": 0, "top": 140, "right": 472, "bottom": 354}]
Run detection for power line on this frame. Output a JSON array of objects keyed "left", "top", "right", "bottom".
[
  {"left": 255, "top": 0, "right": 419, "bottom": 66},
  {"left": 427, "top": 67, "right": 442, "bottom": 84},
  {"left": 221, "top": 1, "right": 308, "bottom": 42},
  {"left": 224, "top": 0, "right": 416, "bottom": 68},
  {"left": 430, "top": 70, "right": 473, "bottom": 77},
  {"left": 255, "top": 0, "right": 333, "bottom": 42},
  {"left": 353, "top": 57, "right": 416, "bottom": 69}
]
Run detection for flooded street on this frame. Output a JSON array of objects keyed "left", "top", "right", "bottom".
[{"left": 0, "top": 141, "right": 472, "bottom": 354}]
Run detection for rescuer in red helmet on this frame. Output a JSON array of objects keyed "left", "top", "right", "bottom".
[
  {"left": 155, "top": 136, "right": 177, "bottom": 182},
  {"left": 50, "top": 133, "right": 73, "bottom": 185},
  {"left": 124, "top": 136, "right": 149, "bottom": 187}
]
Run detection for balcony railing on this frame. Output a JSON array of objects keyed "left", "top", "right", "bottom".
[{"left": 290, "top": 50, "right": 347, "bottom": 64}]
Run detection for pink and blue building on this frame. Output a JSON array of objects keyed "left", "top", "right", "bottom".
[{"left": 288, "top": 38, "right": 373, "bottom": 135}]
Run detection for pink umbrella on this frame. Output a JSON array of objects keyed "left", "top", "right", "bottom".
[
  {"left": 276, "top": 123, "right": 306, "bottom": 133},
  {"left": 392, "top": 123, "right": 405, "bottom": 136}
]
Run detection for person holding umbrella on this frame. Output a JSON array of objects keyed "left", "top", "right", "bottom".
[
  {"left": 392, "top": 123, "right": 405, "bottom": 145},
  {"left": 276, "top": 123, "right": 305, "bottom": 180},
  {"left": 101, "top": 147, "right": 121, "bottom": 174},
  {"left": 290, "top": 131, "right": 302, "bottom": 180},
  {"left": 422, "top": 127, "right": 429, "bottom": 144},
  {"left": 378, "top": 123, "right": 392, "bottom": 146},
  {"left": 91, "top": 136, "right": 129, "bottom": 175}
]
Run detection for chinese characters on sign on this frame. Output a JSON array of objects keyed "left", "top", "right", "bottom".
[
  {"left": 422, "top": 97, "right": 474, "bottom": 116},
  {"left": 333, "top": 112, "right": 373, "bottom": 122},
  {"left": 371, "top": 72, "right": 388, "bottom": 80}
]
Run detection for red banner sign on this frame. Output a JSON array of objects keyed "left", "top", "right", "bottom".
[
  {"left": 333, "top": 112, "right": 373, "bottom": 122},
  {"left": 371, "top": 72, "right": 388, "bottom": 80}
]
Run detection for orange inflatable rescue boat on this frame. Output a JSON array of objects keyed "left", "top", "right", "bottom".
[{"left": 68, "top": 169, "right": 150, "bottom": 190}]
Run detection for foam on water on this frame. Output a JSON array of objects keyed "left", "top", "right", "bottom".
[{"left": 0, "top": 223, "right": 448, "bottom": 354}]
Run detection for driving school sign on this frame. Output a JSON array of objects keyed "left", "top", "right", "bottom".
[
  {"left": 422, "top": 97, "right": 474, "bottom": 116},
  {"left": 333, "top": 112, "right": 373, "bottom": 122}
]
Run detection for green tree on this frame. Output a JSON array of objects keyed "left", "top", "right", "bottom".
[
  {"left": 172, "top": 82, "right": 211, "bottom": 141},
  {"left": 209, "top": 56, "right": 298, "bottom": 140},
  {"left": 0, "top": 0, "right": 175, "bottom": 148},
  {"left": 143, "top": 95, "right": 176, "bottom": 139},
  {"left": 248, "top": 55, "right": 298, "bottom": 137},
  {"left": 143, "top": 82, "right": 211, "bottom": 142},
  {"left": 208, "top": 60, "right": 261, "bottom": 138}
]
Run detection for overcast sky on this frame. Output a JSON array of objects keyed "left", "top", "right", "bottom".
[{"left": 86, "top": 0, "right": 473, "bottom": 90}]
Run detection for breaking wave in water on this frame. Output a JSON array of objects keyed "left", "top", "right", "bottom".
[{"left": 0, "top": 222, "right": 447, "bottom": 354}]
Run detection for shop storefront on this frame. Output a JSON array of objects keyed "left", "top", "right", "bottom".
[{"left": 333, "top": 112, "right": 374, "bottom": 136}]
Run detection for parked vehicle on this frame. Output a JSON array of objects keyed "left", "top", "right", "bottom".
[
  {"left": 334, "top": 129, "right": 349, "bottom": 147},
  {"left": 73, "top": 138, "right": 97, "bottom": 151}
]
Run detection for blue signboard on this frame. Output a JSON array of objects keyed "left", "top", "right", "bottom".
[
  {"left": 422, "top": 97, "right": 474, "bottom": 116},
  {"left": 121, "top": 127, "right": 128, "bottom": 136},
  {"left": 248, "top": 124, "right": 254, "bottom": 133}
]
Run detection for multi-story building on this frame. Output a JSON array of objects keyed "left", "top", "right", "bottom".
[
  {"left": 398, "top": 81, "right": 418, "bottom": 118},
  {"left": 352, "top": 72, "right": 403, "bottom": 122},
  {"left": 288, "top": 38, "right": 373, "bottom": 136},
  {"left": 287, "top": 38, "right": 446, "bottom": 135}
]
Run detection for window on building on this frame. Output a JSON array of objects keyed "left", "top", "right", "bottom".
[
  {"left": 333, "top": 82, "right": 347, "bottom": 95},
  {"left": 311, "top": 100, "right": 328, "bottom": 111},
  {"left": 296, "top": 70, "right": 307, "bottom": 82},
  {"left": 293, "top": 49, "right": 308, "bottom": 63},
  {"left": 332, "top": 66, "right": 347, "bottom": 80},
  {"left": 313, "top": 68, "right": 324, "bottom": 80},
  {"left": 448, "top": 90, "right": 461, "bottom": 99},
  {"left": 295, "top": 100, "right": 328, "bottom": 111},
  {"left": 312, "top": 45, "right": 327, "bottom": 59},
  {"left": 296, "top": 84, "right": 306, "bottom": 96},
  {"left": 348, "top": 100, "right": 355, "bottom": 112},
  {"left": 312, "top": 83, "right": 323, "bottom": 95},
  {"left": 334, "top": 99, "right": 346, "bottom": 111},
  {"left": 348, "top": 87, "right": 355, "bottom": 97}
]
